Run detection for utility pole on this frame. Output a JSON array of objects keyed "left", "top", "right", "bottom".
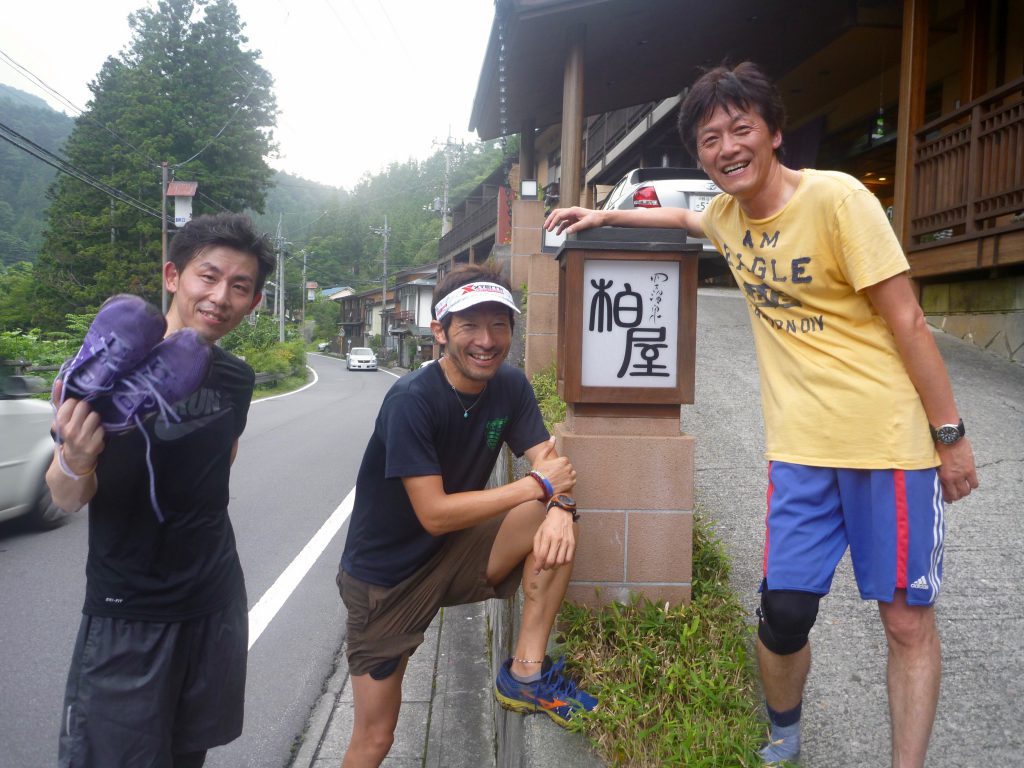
[
  {"left": 160, "top": 161, "right": 169, "bottom": 313},
  {"left": 432, "top": 131, "right": 461, "bottom": 237},
  {"left": 300, "top": 249, "right": 311, "bottom": 327},
  {"left": 276, "top": 213, "right": 286, "bottom": 342},
  {"left": 370, "top": 216, "right": 390, "bottom": 348}
]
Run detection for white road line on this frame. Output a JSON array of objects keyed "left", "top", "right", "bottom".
[
  {"left": 251, "top": 365, "right": 319, "bottom": 404},
  {"left": 380, "top": 368, "right": 401, "bottom": 379},
  {"left": 247, "top": 487, "right": 355, "bottom": 650}
]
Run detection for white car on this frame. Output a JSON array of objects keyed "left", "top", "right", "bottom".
[
  {"left": 599, "top": 167, "right": 728, "bottom": 281},
  {"left": 600, "top": 167, "right": 721, "bottom": 218},
  {"left": 0, "top": 372, "right": 66, "bottom": 529},
  {"left": 346, "top": 347, "right": 378, "bottom": 371}
]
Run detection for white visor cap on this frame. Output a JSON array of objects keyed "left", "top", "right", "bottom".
[{"left": 434, "top": 282, "right": 521, "bottom": 322}]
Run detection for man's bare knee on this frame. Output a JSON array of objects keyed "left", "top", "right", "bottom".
[
  {"left": 880, "top": 599, "right": 936, "bottom": 649},
  {"left": 352, "top": 726, "right": 394, "bottom": 756}
]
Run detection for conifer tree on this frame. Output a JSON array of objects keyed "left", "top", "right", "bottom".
[{"left": 35, "top": 0, "right": 276, "bottom": 327}]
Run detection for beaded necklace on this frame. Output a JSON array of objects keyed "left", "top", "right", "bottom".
[{"left": 440, "top": 358, "right": 487, "bottom": 418}]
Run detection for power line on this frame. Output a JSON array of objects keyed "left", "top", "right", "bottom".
[
  {"left": 0, "top": 47, "right": 163, "bottom": 168},
  {"left": 172, "top": 79, "right": 260, "bottom": 168},
  {"left": 0, "top": 119, "right": 166, "bottom": 222},
  {"left": 0, "top": 46, "right": 266, "bottom": 175},
  {"left": 196, "top": 189, "right": 232, "bottom": 213},
  {"left": 371, "top": 0, "right": 406, "bottom": 50}
]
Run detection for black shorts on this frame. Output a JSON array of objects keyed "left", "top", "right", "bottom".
[
  {"left": 338, "top": 514, "right": 523, "bottom": 678},
  {"left": 58, "top": 597, "right": 248, "bottom": 767}
]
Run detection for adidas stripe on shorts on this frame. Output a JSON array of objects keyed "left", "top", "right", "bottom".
[{"left": 762, "top": 461, "right": 944, "bottom": 606}]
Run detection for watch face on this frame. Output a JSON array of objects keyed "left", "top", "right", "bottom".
[
  {"left": 937, "top": 425, "right": 961, "bottom": 445},
  {"left": 553, "top": 494, "right": 576, "bottom": 508}
]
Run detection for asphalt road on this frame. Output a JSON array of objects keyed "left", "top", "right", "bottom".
[{"left": 0, "top": 352, "right": 397, "bottom": 768}]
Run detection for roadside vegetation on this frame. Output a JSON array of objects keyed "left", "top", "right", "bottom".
[
  {"left": 2, "top": 311, "right": 307, "bottom": 397},
  {"left": 216, "top": 314, "right": 307, "bottom": 393},
  {"left": 530, "top": 364, "right": 767, "bottom": 767}
]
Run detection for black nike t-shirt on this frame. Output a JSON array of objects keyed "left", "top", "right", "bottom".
[
  {"left": 83, "top": 346, "right": 253, "bottom": 622},
  {"left": 341, "top": 361, "right": 549, "bottom": 587}
]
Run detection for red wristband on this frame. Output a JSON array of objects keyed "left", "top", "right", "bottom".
[{"left": 528, "top": 470, "right": 553, "bottom": 502}]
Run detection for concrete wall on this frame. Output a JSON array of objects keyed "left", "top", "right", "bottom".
[{"left": 922, "top": 276, "right": 1024, "bottom": 365}]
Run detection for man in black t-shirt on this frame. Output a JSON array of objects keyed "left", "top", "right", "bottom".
[
  {"left": 46, "top": 213, "right": 275, "bottom": 768},
  {"left": 338, "top": 264, "right": 597, "bottom": 768}
]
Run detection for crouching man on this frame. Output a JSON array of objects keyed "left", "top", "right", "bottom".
[{"left": 337, "top": 264, "right": 597, "bottom": 767}]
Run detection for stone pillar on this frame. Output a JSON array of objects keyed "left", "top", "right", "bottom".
[
  {"left": 509, "top": 198, "right": 560, "bottom": 378},
  {"left": 553, "top": 228, "right": 700, "bottom": 608},
  {"left": 557, "top": 411, "right": 694, "bottom": 607}
]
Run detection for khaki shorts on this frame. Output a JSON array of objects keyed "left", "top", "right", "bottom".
[{"left": 338, "top": 514, "right": 523, "bottom": 678}]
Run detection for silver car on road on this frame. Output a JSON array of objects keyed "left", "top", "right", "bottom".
[
  {"left": 0, "top": 370, "right": 65, "bottom": 529},
  {"left": 346, "top": 347, "right": 378, "bottom": 371}
]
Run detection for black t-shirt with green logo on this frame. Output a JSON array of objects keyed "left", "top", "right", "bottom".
[
  {"left": 83, "top": 346, "right": 253, "bottom": 621},
  {"left": 342, "top": 361, "right": 548, "bottom": 587}
]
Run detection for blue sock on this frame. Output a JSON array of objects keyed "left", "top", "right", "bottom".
[{"left": 759, "top": 702, "right": 801, "bottom": 763}]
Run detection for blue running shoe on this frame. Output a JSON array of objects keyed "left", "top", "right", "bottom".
[
  {"left": 494, "top": 656, "right": 598, "bottom": 727},
  {"left": 55, "top": 294, "right": 166, "bottom": 404}
]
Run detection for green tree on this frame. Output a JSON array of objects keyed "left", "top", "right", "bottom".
[
  {"left": 33, "top": 0, "right": 277, "bottom": 328},
  {"left": 0, "top": 262, "right": 45, "bottom": 330},
  {"left": 307, "top": 297, "right": 341, "bottom": 341},
  {"left": 0, "top": 85, "right": 74, "bottom": 264}
]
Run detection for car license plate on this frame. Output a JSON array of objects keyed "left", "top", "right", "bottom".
[{"left": 689, "top": 194, "right": 714, "bottom": 212}]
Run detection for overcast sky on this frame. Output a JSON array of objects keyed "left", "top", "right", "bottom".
[{"left": 0, "top": 0, "right": 496, "bottom": 190}]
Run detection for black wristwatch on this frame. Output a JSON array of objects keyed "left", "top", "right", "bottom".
[
  {"left": 929, "top": 418, "right": 965, "bottom": 446},
  {"left": 546, "top": 493, "right": 579, "bottom": 522}
]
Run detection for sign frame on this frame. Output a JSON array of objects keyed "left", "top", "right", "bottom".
[{"left": 557, "top": 240, "right": 698, "bottom": 408}]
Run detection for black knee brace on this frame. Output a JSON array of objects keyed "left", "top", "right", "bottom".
[{"left": 757, "top": 586, "right": 821, "bottom": 656}]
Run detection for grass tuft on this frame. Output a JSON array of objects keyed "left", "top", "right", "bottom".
[
  {"left": 531, "top": 362, "right": 566, "bottom": 431},
  {"left": 529, "top": 365, "right": 766, "bottom": 767},
  {"left": 555, "top": 516, "right": 764, "bottom": 767}
]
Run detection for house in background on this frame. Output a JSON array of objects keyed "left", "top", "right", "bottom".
[
  {"left": 338, "top": 286, "right": 393, "bottom": 355},
  {"left": 381, "top": 266, "right": 437, "bottom": 367},
  {"left": 319, "top": 285, "right": 354, "bottom": 302},
  {"left": 391, "top": 270, "right": 437, "bottom": 368},
  {"left": 437, "top": 164, "right": 513, "bottom": 282},
  {"left": 337, "top": 267, "right": 437, "bottom": 365}
]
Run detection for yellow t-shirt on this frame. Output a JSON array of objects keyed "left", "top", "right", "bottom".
[{"left": 702, "top": 169, "right": 939, "bottom": 469}]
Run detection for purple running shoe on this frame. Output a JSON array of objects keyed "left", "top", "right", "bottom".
[
  {"left": 96, "top": 328, "right": 212, "bottom": 433},
  {"left": 55, "top": 294, "right": 167, "bottom": 403},
  {"left": 93, "top": 329, "right": 211, "bottom": 523}
]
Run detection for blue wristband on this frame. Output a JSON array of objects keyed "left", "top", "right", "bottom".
[{"left": 529, "top": 470, "right": 554, "bottom": 501}]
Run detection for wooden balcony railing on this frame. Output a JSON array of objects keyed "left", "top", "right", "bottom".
[
  {"left": 438, "top": 190, "right": 499, "bottom": 256},
  {"left": 910, "top": 76, "right": 1024, "bottom": 250},
  {"left": 585, "top": 102, "right": 656, "bottom": 172}
]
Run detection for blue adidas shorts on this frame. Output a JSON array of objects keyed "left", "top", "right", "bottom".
[{"left": 763, "top": 461, "right": 944, "bottom": 606}]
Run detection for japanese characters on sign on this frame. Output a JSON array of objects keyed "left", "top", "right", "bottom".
[{"left": 581, "top": 259, "right": 679, "bottom": 388}]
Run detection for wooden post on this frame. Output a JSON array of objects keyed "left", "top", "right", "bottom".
[
  {"left": 893, "top": 0, "right": 929, "bottom": 250},
  {"left": 520, "top": 118, "right": 536, "bottom": 180},
  {"left": 559, "top": 26, "right": 585, "bottom": 208}
]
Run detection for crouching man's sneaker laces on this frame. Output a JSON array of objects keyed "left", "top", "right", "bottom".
[
  {"left": 54, "top": 294, "right": 167, "bottom": 403},
  {"left": 92, "top": 329, "right": 212, "bottom": 523},
  {"left": 494, "top": 656, "right": 598, "bottom": 727}
]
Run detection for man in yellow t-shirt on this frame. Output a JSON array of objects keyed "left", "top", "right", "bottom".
[{"left": 545, "top": 61, "right": 978, "bottom": 768}]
